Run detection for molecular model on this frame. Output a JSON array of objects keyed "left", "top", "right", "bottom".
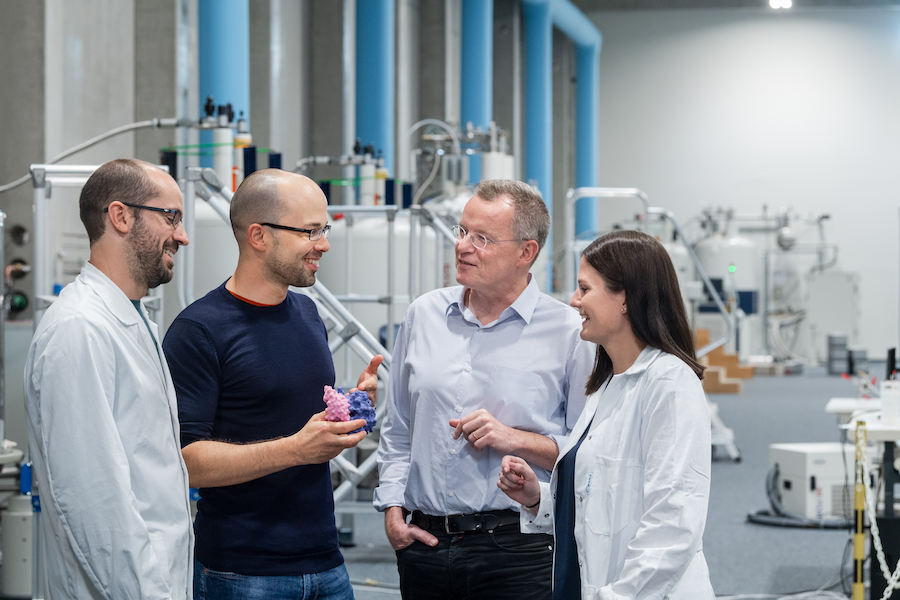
[{"left": 323, "top": 385, "right": 376, "bottom": 434}]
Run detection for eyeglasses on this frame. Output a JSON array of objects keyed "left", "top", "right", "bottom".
[
  {"left": 260, "top": 222, "right": 331, "bottom": 241},
  {"left": 451, "top": 225, "right": 527, "bottom": 250},
  {"left": 106, "top": 202, "right": 183, "bottom": 228}
]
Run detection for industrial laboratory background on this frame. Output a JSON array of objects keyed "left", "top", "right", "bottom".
[{"left": 1, "top": 0, "right": 899, "bottom": 598}]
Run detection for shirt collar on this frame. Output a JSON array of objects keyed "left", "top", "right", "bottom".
[
  {"left": 619, "top": 345, "right": 662, "bottom": 377},
  {"left": 445, "top": 274, "right": 540, "bottom": 325},
  {"left": 80, "top": 261, "right": 144, "bottom": 327}
]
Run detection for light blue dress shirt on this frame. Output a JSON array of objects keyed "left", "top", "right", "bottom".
[{"left": 374, "top": 276, "right": 595, "bottom": 516}]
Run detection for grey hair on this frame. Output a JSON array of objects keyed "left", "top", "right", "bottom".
[{"left": 473, "top": 179, "right": 550, "bottom": 254}]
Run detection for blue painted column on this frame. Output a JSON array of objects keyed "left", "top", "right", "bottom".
[
  {"left": 551, "top": 0, "right": 601, "bottom": 237},
  {"left": 356, "top": 0, "right": 395, "bottom": 175},
  {"left": 521, "top": 0, "right": 553, "bottom": 205},
  {"left": 522, "top": 0, "right": 553, "bottom": 282},
  {"left": 198, "top": 0, "right": 250, "bottom": 167},
  {"left": 574, "top": 42, "right": 600, "bottom": 236},
  {"left": 461, "top": 0, "right": 494, "bottom": 183}
]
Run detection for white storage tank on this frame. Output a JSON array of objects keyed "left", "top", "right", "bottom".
[
  {"left": 693, "top": 232, "right": 760, "bottom": 293},
  {"left": 162, "top": 200, "right": 238, "bottom": 331}
]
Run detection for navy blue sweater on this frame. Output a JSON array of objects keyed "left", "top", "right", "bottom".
[{"left": 163, "top": 283, "right": 342, "bottom": 576}]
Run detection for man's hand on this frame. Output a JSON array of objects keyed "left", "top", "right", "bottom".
[
  {"left": 449, "top": 408, "right": 518, "bottom": 454},
  {"left": 181, "top": 410, "right": 368, "bottom": 488},
  {"left": 384, "top": 506, "right": 438, "bottom": 551},
  {"left": 351, "top": 355, "right": 383, "bottom": 406},
  {"left": 497, "top": 455, "right": 541, "bottom": 512},
  {"left": 289, "top": 411, "right": 367, "bottom": 465}
]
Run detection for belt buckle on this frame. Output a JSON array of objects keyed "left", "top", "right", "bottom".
[{"left": 443, "top": 515, "right": 462, "bottom": 535}]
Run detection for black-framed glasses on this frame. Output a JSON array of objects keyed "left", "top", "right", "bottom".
[
  {"left": 106, "top": 202, "right": 183, "bottom": 228},
  {"left": 260, "top": 222, "right": 331, "bottom": 241},
  {"left": 451, "top": 224, "right": 527, "bottom": 250}
]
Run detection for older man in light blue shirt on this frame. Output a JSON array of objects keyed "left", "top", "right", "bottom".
[{"left": 375, "top": 179, "right": 593, "bottom": 600}]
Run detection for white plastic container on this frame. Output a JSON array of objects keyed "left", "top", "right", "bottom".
[{"left": 881, "top": 380, "right": 900, "bottom": 427}]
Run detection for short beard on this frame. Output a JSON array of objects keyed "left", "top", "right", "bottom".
[
  {"left": 127, "top": 216, "right": 172, "bottom": 290},
  {"left": 268, "top": 235, "right": 316, "bottom": 288}
]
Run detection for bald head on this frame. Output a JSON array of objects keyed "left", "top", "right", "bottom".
[{"left": 230, "top": 169, "right": 325, "bottom": 245}]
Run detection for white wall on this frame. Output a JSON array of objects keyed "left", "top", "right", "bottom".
[
  {"left": 45, "top": 0, "right": 136, "bottom": 162},
  {"left": 588, "top": 8, "right": 900, "bottom": 359}
]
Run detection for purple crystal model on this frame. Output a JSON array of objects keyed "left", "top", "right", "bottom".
[
  {"left": 323, "top": 385, "right": 350, "bottom": 422},
  {"left": 323, "top": 386, "right": 376, "bottom": 434}
]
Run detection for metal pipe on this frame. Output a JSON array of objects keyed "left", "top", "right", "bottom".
[
  {"left": 564, "top": 187, "right": 650, "bottom": 295},
  {"left": 409, "top": 207, "right": 420, "bottom": 300},
  {"left": 521, "top": 0, "right": 602, "bottom": 250},
  {"left": 407, "top": 119, "right": 462, "bottom": 157},
  {"left": 200, "top": 167, "right": 235, "bottom": 202},
  {"left": 343, "top": 213, "right": 354, "bottom": 386},
  {"left": 195, "top": 184, "right": 231, "bottom": 222},
  {"left": 31, "top": 167, "right": 51, "bottom": 319},
  {"left": 521, "top": 0, "right": 552, "bottom": 289},
  {"left": 176, "top": 0, "right": 193, "bottom": 181},
  {"left": 333, "top": 449, "right": 380, "bottom": 502},
  {"left": 28, "top": 165, "right": 98, "bottom": 178},
  {"left": 647, "top": 207, "right": 732, "bottom": 358},
  {"left": 310, "top": 282, "right": 392, "bottom": 369},
  {"left": 386, "top": 210, "right": 396, "bottom": 352},
  {"left": 183, "top": 175, "right": 197, "bottom": 307},
  {"left": 396, "top": 0, "right": 417, "bottom": 183},
  {"left": 551, "top": 0, "right": 602, "bottom": 236},
  {"left": 310, "top": 293, "right": 391, "bottom": 375},
  {"left": 326, "top": 205, "right": 399, "bottom": 216}
]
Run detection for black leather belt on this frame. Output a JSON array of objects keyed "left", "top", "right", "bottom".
[{"left": 411, "top": 509, "right": 520, "bottom": 534}]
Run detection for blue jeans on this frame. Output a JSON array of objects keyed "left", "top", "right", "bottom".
[{"left": 194, "top": 559, "right": 355, "bottom": 600}]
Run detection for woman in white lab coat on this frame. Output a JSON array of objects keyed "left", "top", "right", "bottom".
[{"left": 498, "top": 230, "right": 715, "bottom": 600}]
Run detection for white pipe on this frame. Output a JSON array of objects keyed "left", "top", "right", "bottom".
[
  {"left": 32, "top": 169, "right": 51, "bottom": 309},
  {"left": 201, "top": 167, "right": 234, "bottom": 202},
  {"left": 386, "top": 211, "right": 395, "bottom": 352},
  {"left": 183, "top": 177, "right": 197, "bottom": 307},
  {"left": 396, "top": 0, "right": 417, "bottom": 183},
  {"left": 213, "top": 126, "right": 234, "bottom": 193}
]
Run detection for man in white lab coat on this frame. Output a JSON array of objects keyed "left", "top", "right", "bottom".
[{"left": 25, "top": 158, "right": 194, "bottom": 599}]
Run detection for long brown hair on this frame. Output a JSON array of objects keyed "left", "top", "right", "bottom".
[{"left": 583, "top": 230, "right": 704, "bottom": 394}]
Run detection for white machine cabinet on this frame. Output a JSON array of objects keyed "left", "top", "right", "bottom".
[{"left": 769, "top": 442, "right": 858, "bottom": 520}]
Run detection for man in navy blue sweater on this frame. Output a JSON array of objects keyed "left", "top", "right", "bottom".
[{"left": 163, "top": 169, "right": 382, "bottom": 600}]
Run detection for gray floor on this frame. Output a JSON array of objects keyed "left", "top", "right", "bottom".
[
  {"left": 343, "top": 366, "right": 866, "bottom": 598},
  {"left": 704, "top": 366, "right": 859, "bottom": 596}
]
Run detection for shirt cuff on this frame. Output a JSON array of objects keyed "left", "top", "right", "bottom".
[
  {"left": 372, "top": 486, "right": 405, "bottom": 512},
  {"left": 520, "top": 482, "right": 553, "bottom": 534}
]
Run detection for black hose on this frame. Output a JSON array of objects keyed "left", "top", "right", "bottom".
[{"left": 746, "top": 464, "right": 853, "bottom": 529}]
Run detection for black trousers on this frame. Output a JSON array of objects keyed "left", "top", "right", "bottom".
[{"left": 395, "top": 524, "right": 553, "bottom": 600}]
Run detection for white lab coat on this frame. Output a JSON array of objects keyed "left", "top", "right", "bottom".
[
  {"left": 25, "top": 262, "right": 193, "bottom": 600},
  {"left": 522, "top": 347, "right": 715, "bottom": 600}
]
